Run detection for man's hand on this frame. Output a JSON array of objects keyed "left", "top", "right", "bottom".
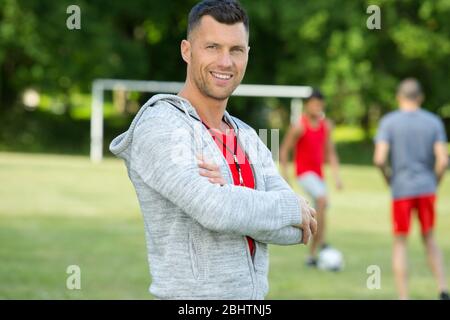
[
  {"left": 374, "top": 142, "right": 391, "bottom": 186},
  {"left": 197, "top": 155, "right": 226, "bottom": 186},
  {"left": 197, "top": 155, "right": 317, "bottom": 244},
  {"left": 434, "top": 142, "right": 449, "bottom": 185},
  {"left": 294, "top": 196, "right": 317, "bottom": 245}
]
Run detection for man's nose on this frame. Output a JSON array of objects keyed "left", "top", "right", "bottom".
[{"left": 217, "top": 51, "right": 233, "bottom": 69}]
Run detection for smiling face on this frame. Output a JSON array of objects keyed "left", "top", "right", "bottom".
[{"left": 181, "top": 15, "right": 249, "bottom": 101}]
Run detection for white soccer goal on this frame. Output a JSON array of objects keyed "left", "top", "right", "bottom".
[{"left": 90, "top": 79, "right": 311, "bottom": 162}]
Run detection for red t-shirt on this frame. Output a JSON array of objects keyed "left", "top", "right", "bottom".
[
  {"left": 294, "top": 115, "right": 328, "bottom": 178},
  {"left": 206, "top": 126, "right": 256, "bottom": 257}
]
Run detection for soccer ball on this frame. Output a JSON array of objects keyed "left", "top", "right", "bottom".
[{"left": 317, "top": 247, "right": 344, "bottom": 272}]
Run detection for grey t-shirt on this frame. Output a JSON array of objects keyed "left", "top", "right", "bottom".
[{"left": 375, "top": 109, "right": 448, "bottom": 199}]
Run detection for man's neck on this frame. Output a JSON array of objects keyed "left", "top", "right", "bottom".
[
  {"left": 305, "top": 113, "right": 320, "bottom": 126},
  {"left": 178, "top": 81, "right": 229, "bottom": 131},
  {"left": 399, "top": 103, "right": 420, "bottom": 112}
]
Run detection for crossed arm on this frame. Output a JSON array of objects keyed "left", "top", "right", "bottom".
[
  {"left": 133, "top": 117, "right": 317, "bottom": 245},
  {"left": 197, "top": 159, "right": 317, "bottom": 245},
  {"left": 197, "top": 135, "right": 317, "bottom": 245}
]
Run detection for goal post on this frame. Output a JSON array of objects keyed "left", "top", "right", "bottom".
[{"left": 90, "top": 79, "right": 311, "bottom": 162}]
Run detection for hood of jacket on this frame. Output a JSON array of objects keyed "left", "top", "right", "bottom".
[{"left": 109, "top": 94, "right": 240, "bottom": 162}]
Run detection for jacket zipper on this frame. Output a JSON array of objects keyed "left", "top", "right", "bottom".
[
  {"left": 235, "top": 134, "right": 258, "bottom": 262},
  {"left": 170, "top": 102, "right": 258, "bottom": 294},
  {"left": 201, "top": 120, "right": 258, "bottom": 281}
]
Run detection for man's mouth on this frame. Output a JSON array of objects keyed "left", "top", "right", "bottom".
[{"left": 210, "top": 72, "right": 233, "bottom": 80}]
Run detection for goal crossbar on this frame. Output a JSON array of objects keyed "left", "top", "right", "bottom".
[{"left": 91, "top": 79, "right": 311, "bottom": 162}]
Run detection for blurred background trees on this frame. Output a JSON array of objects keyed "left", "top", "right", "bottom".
[{"left": 0, "top": 0, "right": 449, "bottom": 157}]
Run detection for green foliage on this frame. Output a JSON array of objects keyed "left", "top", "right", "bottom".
[
  {"left": 0, "top": 108, "right": 132, "bottom": 154},
  {"left": 1, "top": 0, "right": 449, "bottom": 142}
]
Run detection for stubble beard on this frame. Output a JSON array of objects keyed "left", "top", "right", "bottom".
[{"left": 193, "top": 69, "right": 240, "bottom": 101}]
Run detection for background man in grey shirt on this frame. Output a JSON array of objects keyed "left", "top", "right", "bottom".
[{"left": 374, "top": 78, "right": 449, "bottom": 300}]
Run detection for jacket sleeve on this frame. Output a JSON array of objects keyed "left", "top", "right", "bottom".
[
  {"left": 249, "top": 226, "right": 303, "bottom": 245},
  {"left": 245, "top": 130, "right": 304, "bottom": 245},
  {"left": 130, "top": 114, "right": 302, "bottom": 236}
]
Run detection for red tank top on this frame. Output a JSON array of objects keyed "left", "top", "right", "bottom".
[{"left": 294, "top": 115, "right": 328, "bottom": 178}]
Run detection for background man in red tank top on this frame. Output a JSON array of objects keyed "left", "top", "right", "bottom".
[{"left": 280, "top": 89, "right": 343, "bottom": 267}]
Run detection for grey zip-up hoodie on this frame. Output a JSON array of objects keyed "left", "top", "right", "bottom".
[{"left": 110, "top": 94, "right": 304, "bottom": 299}]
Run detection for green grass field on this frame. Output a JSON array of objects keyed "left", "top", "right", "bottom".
[{"left": 1, "top": 152, "right": 449, "bottom": 299}]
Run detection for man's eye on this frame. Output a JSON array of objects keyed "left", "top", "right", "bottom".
[{"left": 207, "top": 45, "right": 217, "bottom": 49}]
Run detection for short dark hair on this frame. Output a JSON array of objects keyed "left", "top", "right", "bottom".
[
  {"left": 187, "top": 0, "right": 249, "bottom": 38},
  {"left": 396, "top": 78, "right": 423, "bottom": 100},
  {"left": 305, "top": 88, "right": 324, "bottom": 102}
]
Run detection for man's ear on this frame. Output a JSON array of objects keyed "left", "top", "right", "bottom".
[
  {"left": 418, "top": 94, "right": 425, "bottom": 105},
  {"left": 181, "top": 40, "right": 191, "bottom": 64}
]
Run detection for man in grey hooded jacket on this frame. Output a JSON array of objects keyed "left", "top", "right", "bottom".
[{"left": 110, "top": 0, "right": 316, "bottom": 299}]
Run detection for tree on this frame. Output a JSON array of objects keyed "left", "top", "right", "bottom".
[{"left": 1, "top": 0, "right": 449, "bottom": 134}]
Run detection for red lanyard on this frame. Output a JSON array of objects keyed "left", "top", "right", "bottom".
[{"left": 201, "top": 119, "right": 245, "bottom": 186}]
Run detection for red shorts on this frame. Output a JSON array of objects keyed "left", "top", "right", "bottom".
[{"left": 392, "top": 194, "right": 436, "bottom": 236}]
